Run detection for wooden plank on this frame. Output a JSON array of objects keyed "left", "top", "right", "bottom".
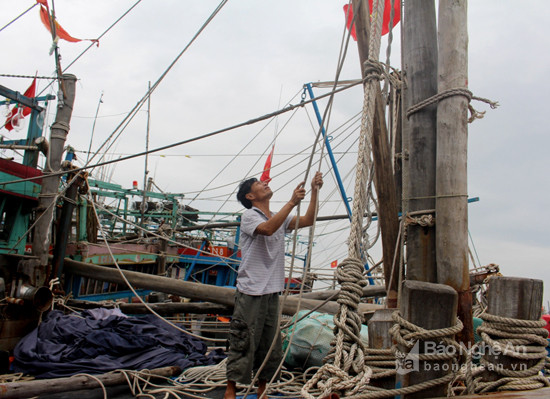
[
  {"left": 433, "top": 387, "right": 550, "bottom": 398},
  {"left": 403, "top": 0, "right": 438, "bottom": 283}
]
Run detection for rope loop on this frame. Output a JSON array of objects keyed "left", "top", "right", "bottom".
[
  {"left": 474, "top": 311, "right": 550, "bottom": 393},
  {"left": 406, "top": 87, "right": 499, "bottom": 123}
]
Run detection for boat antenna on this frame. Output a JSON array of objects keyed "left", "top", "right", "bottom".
[{"left": 86, "top": 91, "right": 104, "bottom": 164}]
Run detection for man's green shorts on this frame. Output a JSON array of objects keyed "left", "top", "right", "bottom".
[{"left": 226, "top": 291, "right": 282, "bottom": 384}]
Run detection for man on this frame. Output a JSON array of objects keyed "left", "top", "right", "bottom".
[{"left": 224, "top": 172, "right": 323, "bottom": 399}]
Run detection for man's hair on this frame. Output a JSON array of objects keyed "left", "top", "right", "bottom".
[{"left": 237, "top": 178, "right": 258, "bottom": 209}]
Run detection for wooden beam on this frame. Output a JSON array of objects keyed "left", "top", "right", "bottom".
[
  {"left": 0, "top": 366, "right": 180, "bottom": 399},
  {"left": 436, "top": 0, "right": 473, "bottom": 346},
  {"left": 481, "top": 277, "right": 544, "bottom": 383},
  {"left": 62, "top": 259, "right": 383, "bottom": 318},
  {"left": 397, "top": 280, "right": 457, "bottom": 398},
  {"left": 402, "top": 0, "right": 438, "bottom": 283},
  {"left": 368, "top": 308, "right": 397, "bottom": 389}
]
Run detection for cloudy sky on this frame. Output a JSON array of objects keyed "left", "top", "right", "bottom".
[{"left": 1, "top": 1, "right": 549, "bottom": 309}]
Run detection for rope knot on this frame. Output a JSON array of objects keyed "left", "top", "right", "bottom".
[
  {"left": 405, "top": 213, "right": 435, "bottom": 227},
  {"left": 363, "top": 59, "right": 384, "bottom": 82}
]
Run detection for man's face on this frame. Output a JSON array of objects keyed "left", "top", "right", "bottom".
[{"left": 247, "top": 180, "right": 273, "bottom": 203}]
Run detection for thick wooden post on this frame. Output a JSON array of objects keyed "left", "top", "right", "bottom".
[
  {"left": 367, "top": 308, "right": 397, "bottom": 389},
  {"left": 397, "top": 280, "right": 457, "bottom": 398},
  {"left": 402, "top": 0, "right": 438, "bottom": 283},
  {"left": 32, "top": 74, "right": 77, "bottom": 286},
  {"left": 482, "top": 277, "right": 544, "bottom": 382},
  {"left": 352, "top": 0, "right": 401, "bottom": 308},
  {"left": 436, "top": 0, "right": 473, "bottom": 346}
]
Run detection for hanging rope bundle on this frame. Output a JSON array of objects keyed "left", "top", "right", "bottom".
[{"left": 302, "top": 1, "right": 389, "bottom": 397}]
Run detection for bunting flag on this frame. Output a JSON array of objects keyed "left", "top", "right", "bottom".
[
  {"left": 38, "top": 0, "right": 99, "bottom": 45},
  {"left": 260, "top": 144, "right": 275, "bottom": 183},
  {"left": 3, "top": 77, "right": 37, "bottom": 131},
  {"left": 331, "top": 260, "right": 338, "bottom": 268},
  {"left": 343, "top": 0, "right": 401, "bottom": 40}
]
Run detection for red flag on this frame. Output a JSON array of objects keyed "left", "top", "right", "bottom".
[
  {"left": 331, "top": 260, "right": 338, "bottom": 268},
  {"left": 4, "top": 78, "right": 37, "bottom": 131},
  {"left": 38, "top": 1, "right": 99, "bottom": 45},
  {"left": 260, "top": 145, "right": 274, "bottom": 183},
  {"left": 343, "top": 0, "right": 401, "bottom": 40}
]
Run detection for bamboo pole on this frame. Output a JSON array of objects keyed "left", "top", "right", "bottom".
[{"left": 436, "top": 0, "right": 473, "bottom": 345}]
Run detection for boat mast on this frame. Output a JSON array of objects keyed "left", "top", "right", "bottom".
[
  {"left": 436, "top": 0, "right": 473, "bottom": 344},
  {"left": 32, "top": 74, "right": 77, "bottom": 286},
  {"left": 140, "top": 81, "right": 152, "bottom": 233}
]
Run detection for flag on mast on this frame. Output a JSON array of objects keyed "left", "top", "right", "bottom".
[
  {"left": 37, "top": 0, "right": 99, "bottom": 45},
  {"left": 3, "top": 77, "right": 37, "bottom": 131}
]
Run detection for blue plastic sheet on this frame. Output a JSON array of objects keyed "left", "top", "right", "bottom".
[{"left": 13, "top": 309, "right": 225, "bottom": 378}]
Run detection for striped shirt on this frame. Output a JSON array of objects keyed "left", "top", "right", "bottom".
[{"left": 236, "top": 207, "right": 293, "bottom": 295}]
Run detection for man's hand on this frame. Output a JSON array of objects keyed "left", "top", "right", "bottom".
[
  {"left": 289, "top": 182, "right": 306, "bottom": 206},
  {"left": 311, "top": 171, "right": 323, "bottom": 191}
]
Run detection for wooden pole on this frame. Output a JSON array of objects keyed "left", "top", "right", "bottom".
[
  {"left": 397, "top": 280, "right": 457, "bottom": 398},
  {"left": 481, "top": 277, "right": 544, "bottom": 382},
  {"left": 0, "top": 366, "right": 180, "bottom": 399},
  {"left": 352, "top": 0, "right": 401, "bottom": 308},
  {"left": 367, "top": 308, "right": 397, "bottom": 389},
  {"left": 65, "top": 299, "right": 233, "bottom": 315},
  {"left": 436, "top": 0, "right": 473, "bottom": 346},
  {"left": 402, "top": 0, "right": 438, "bottom": 283},
  {"left": 31, "top": 74, "right": 77, "bottom": 287},
  {"left": 62, "top": 259, "right": 382, "bottom": 317},
  {"left": 296, "top": 284, "right": 386, "bottom": 301},
  {"left": 51, "top": 171, "right": 85, "bottom": 281}
]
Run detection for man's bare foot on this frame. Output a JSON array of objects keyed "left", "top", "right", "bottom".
[
  {"left": 224, "top": 380, "right": 237, "bottom": 399},
  {"left": 257, "top": 380, "right": 267, "bottom": 399}
]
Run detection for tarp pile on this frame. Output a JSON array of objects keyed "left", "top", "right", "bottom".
[{"left": 13, "top": 309, "right": 225, "bottom": 379}]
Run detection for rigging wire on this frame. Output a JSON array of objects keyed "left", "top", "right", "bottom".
[
  {"left": 85, "top": 0, "right": 230, "bottom": 174},
  {"left": 89, "top": 199, "right": 228, "bottom": 344},
  {"left": 0, "top": 2, "right": 39, "bottom": 33},
  {"left": 0, "top": 80, "right": 363, "bottom": 188}
]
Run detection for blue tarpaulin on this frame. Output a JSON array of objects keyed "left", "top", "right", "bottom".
[{"left": 13, "top": 309, "right": 225, "bottom": 379}]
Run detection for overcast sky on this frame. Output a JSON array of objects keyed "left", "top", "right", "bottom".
[{"left": 2, "top": 1, "right": 549, "bottom": 309}]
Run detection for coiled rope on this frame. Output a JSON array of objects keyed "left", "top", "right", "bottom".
[{"left": 474, "top": 312, "right": 550, "bottom": 393}]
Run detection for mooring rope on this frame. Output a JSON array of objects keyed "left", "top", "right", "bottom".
[
  {"left": 474, "top": 312, "right": 550, "bottom": 393},
  {"left": 405, "top": 87, "right": 499, "bottom": 123}
]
